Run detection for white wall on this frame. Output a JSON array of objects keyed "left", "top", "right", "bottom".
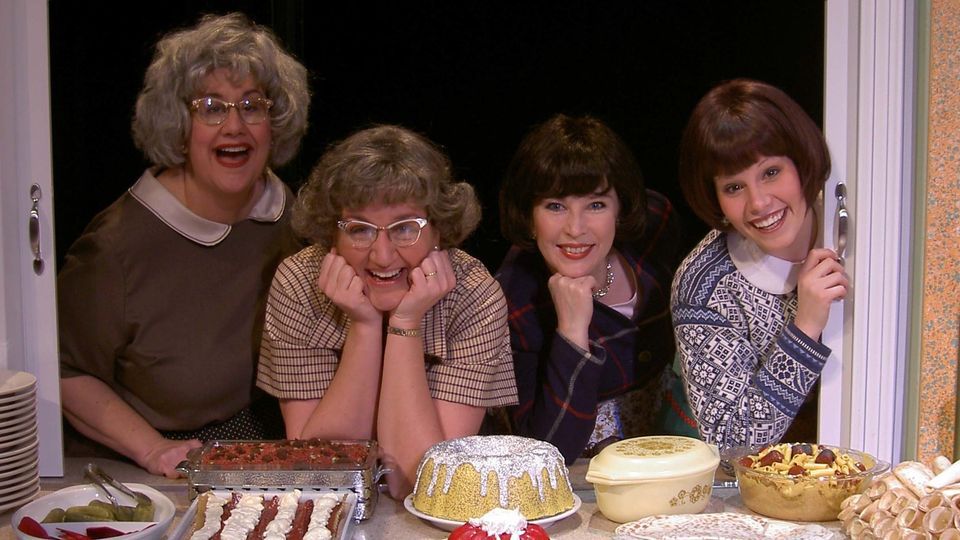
[{"left": 0, "top": 0, "right": 64, "bottom": 476}]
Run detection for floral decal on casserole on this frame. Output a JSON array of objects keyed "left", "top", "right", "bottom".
[
  {"left": 615, "top": 437, "right": 698, "bottom": 457},
  {"left": 670, "top": 483, "right": 712, "bottom": 507}
]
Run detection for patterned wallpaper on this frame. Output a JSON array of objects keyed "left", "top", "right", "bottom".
[{"left": 917, "top": 0, "right": 960, "bottom": 463}]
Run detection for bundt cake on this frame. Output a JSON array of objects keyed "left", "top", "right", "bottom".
[{"left": 411, "top": 435, "right": 575, "bottom": 521}]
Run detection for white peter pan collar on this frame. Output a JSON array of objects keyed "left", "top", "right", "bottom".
[
  {"left": 129, "top": 168, "right": 286, "bottom": 246},
  {"left": 726, "top": 204, "right": 823, "bottom": 295},
  {"left": 726, "top": 232, "right": 802, "bottom": 295}
]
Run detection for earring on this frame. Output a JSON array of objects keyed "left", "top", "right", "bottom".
[{"left": 720, "top": 217, "right": 730, "bottom": 227}]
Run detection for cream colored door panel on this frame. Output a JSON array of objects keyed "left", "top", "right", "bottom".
[
  {"left": 0, "top": 0, "right": 64, "bottom": 476},
  {"left": 821, "top": 0, "right": 915, "bottom": 465}
]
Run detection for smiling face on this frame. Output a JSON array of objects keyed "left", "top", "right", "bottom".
[
  {"left": 714, "top": 155, "right": 815, "bottom": 261},
  {"left": 335, "top": 201, "right": 439, "bottom": 312},
  {"left": 186, "top": 68, "right": 272, "bottom": 206},
  {"left": 532, "top": 188, "right": 619, "bottom": 282}
]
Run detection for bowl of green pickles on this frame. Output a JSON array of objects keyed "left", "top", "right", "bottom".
[{"left": 11, "top": 483, "right": 174, "bottom": 540}]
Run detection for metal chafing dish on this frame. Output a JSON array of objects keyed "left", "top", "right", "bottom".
[{"left": 177, "top": 439, "right": 384, "bottom": 521}]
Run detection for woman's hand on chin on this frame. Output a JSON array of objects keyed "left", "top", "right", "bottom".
[
  {"left": 794, "top": 247, "right": 849, "bottom": 340},
  {"left": 318, "top": 248, "right": 381, "bottom": 325},
  {"left": 548, "top": 273, "right": 596, "bottom": 348},
  {"left": 391, "top": 249, "right": 455, "bottom": 326}
]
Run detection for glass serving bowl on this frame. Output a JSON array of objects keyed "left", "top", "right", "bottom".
[{"left": 724, "top": 444, "right": 889, "bottom": 522}]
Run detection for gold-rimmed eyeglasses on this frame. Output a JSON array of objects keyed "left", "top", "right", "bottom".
[
  {"left": 189, "top": 96, "right": 274, "bottom": 126},
  {"left": 337, "top": 217, "right": 428, "bottom": 249}
]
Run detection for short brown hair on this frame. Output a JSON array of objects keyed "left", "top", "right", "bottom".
[
  {"left": 293, "top": 125, "right": 481, "bottom": 248},
  {"left": 678, "top": 78, "right": 830, "bottom": 230},
  {"left": 499, "top": 114, "right": 648, "bottom": 249}
]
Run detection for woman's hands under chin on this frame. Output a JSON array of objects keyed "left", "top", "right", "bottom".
[
  {"left": 390, "top": 249, "right": 455, "bottom": 327},
  {"left": 794, "top": 247, "right": 849, "bottom": 340},
  {"left": 548, "top": 273, "right": 597, "bottom": 349},
  {"left": 318, "top": 248, "right": 381, "bottom": 325}
]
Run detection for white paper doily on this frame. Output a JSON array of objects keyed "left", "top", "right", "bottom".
[{"left": 613, "top": 513, "right": 843, "bottom": 540}]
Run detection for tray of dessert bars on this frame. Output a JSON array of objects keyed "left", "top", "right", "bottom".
[
  {"left": 177, "top": 439, "right": 383, "bottom": 520},
  {"left": 170, "top": 488, "right": 357, "bottom": 540}
]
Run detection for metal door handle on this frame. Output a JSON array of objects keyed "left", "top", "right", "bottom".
[
  {"left": 835, "top": 183, "right": 848, "bottom": 264},
  {"left": 29, "top": 184, "right": 44, "bottom": 275}
]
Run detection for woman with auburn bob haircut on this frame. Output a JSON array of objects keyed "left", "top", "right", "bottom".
[
  {"left": 257, "top": 125, "right": 517, "bottom": 498},
  {"left": 672, "top": 78, "right": 847, "bottom": 451},
  {"left": 496, "top": 114, "right": 685, "bottom": 463}
]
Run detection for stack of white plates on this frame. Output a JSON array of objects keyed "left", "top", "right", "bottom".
[{"left": 0, "top": 370, "right": 39, "bottom": 513}]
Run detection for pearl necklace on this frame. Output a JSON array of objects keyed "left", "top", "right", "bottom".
[{"left": 592, "top": 259, "right": 615, "bottom": 299}]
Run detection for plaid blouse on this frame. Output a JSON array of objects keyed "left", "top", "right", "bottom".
[
  {"left": 257, "top": 246, "right": 518, "bottom": 408},
  {"left": 496, "top": 190, "right": 679, "bottom": 463}
]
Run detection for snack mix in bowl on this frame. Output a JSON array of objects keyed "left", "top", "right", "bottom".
[{"left": 726, "top": 442, "right": 889, "bottom": 522}]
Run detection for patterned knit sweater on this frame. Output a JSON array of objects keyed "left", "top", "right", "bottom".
[{"left": 670, "top": 230, "right": 830, "bottom": 450}]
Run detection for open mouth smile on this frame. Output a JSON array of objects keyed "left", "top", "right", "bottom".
[
  {"left": 750, "top": 209, "right": 786, "bottom": 231},
  {"left": 215, "top": 145, "right": 252, "bottom": 167},
  {"left": 558, "top": 244, "right": 593, "bottom": 259},
  {"left": 367, "top": 269, "right": 403, "bottom": 283}
]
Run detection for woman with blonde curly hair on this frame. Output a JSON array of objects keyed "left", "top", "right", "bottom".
[
  {"left": 257, "top": 125, "right": 518, "bottom": 499},
  {"left": 58, "top": 13, "right": 309, "bottom": 477}
]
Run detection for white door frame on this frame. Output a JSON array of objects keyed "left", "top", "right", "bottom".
[
  {"left": 0, "top": 0, "right": 64, "bottom": 476},
  {"left": 821, "top": 0, "right": 915, "bottom": 465},
  {"left": 0, "top": 0, "right": 916, "bottom": 477}
]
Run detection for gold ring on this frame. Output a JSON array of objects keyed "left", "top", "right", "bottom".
[{"left": 424, "top": 271, "right": 438, "bottom": 278}]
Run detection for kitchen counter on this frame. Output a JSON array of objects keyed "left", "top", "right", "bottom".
[{"left": 0, "top": 457, "right": 838, "bottom": 539}]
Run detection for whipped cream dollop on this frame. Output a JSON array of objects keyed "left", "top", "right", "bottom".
[
  {"left": 262, "top": 490, "right": 301, "bottom": 540},
  {"left": 190, "top": 494, "right": 230, "bottom": 540},
  {"left": 303, "top": 493, "right": 341, "bottom": 540},
  {"left": 219, "top": 494, "right": 264, "bottom": 540},
  {"left": 468, "top": 507, "right": 528, "bottom": 539}
]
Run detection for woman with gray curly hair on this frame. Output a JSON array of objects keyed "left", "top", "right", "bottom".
[
  {"left": 257, "top": 125, "right": 518, "bottom": 499},
  {"left": 57, "top": 13, "right": 309, "bottom": 477}
]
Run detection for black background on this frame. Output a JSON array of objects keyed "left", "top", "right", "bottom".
[{"left": 49, "top": 1, "right": 823, "bottom": 272}]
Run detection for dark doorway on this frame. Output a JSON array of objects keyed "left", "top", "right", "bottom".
[{"left": 49, "top": 1, "right": 824, "bottom": 271}]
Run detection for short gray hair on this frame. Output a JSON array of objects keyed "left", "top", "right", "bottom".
[
  {"left": 293, "top": 125, "right": 482, "bottom": 249},
  {"left": 132, "top": 13, "right": 309, "bottom": 168}
]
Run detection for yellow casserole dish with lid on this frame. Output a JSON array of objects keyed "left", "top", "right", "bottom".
[{"left": 585, "top": 435, "right": 720, "bottom": 523}]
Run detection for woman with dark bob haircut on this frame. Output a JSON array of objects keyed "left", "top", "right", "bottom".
[
  {"left": 257, "top": 125, "right": 517, "bottom": 499},
  {"left": 58, "top": 13, "right": 309, "bottom": 477},
  {"left": 672, "top": 79, "right": 847, "bottom": 451},
  {"left": 496, "top": 114, "right": 684, "bottom": 463}
]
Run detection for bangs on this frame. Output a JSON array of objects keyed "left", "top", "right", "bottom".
[
  {"left": 705, "top": 111, "right": 792, "bottom": 178},
  {"left": 338, "top": 182, "right": 427, "bottom": 211},
  {"left": 535, "top": 173, "right": 611, "bottom": 201},
  {"left": 333, "top": 163, "right": 435, "bottom": 212},
  {"left": 531, "top": 148, "right": 614, "bottom": 200},
  {"left": 183, "top": 48, "right": 266, "bottom": 99}
]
